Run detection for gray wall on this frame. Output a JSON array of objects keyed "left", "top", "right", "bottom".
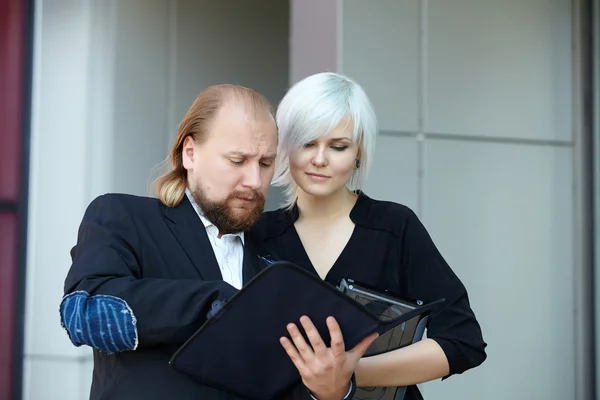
[
  {"left": 291, "top": 0, "right": 575, "bottom": 399},
  {"left": 24, "top": 1, "right": 289, "bottom": 399},
  {"left": 26, "top": 0, "right": 577, "bottom": 399}
]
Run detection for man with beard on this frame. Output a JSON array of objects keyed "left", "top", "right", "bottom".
[{"left": 59, "top": 84, "right": 374, "bottom": 400}]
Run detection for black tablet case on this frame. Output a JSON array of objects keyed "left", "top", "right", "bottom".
[{"left": 170, "top": 261, "right": 444, "bottom": 400}]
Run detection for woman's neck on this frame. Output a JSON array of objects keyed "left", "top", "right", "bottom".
[{"left": 296, "top": 188, "right": 358, "bottom": 222}]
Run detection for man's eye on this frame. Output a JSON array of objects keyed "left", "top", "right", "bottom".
[
  {"left": 260, "top": 162, "right": 272, "bottom": 168},
  {"left": 230, "top": 159, "right": 243, "bottom": 165}
]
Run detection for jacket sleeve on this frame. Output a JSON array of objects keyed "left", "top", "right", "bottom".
[
  {"left": 59, "top": 194, "right": 238, "bottom": 354},
  {"left": 399, "top": 208, "right": 487, "bottom": 377}
]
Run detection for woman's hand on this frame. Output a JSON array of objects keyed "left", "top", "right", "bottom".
[{"left": 280, "top": 315, "right": 378, "bottom": 400}]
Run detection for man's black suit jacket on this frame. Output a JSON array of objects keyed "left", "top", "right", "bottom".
[{"left": 61, "top": 193, "right": 310, "bottom": 400}]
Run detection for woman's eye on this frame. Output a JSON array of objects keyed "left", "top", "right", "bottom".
[
  {"left": 332, "top": 146, "right": 348, "bottom": 151},
  {"left": 230, "top": 159, "right": 243, "bottom": 165},
  {"left": 303, "top": 143, "right": 315, "bottom": 148}
]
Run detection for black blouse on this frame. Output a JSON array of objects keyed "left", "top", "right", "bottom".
[{"left": 251, "top": 191, "right": 487, "bottom": 385}]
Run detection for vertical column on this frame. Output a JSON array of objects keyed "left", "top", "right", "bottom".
[
  {"left": 289, "top": 0, "right": 340, "bottom": 84},
  {"left": 595, "top": 0, "right": 600, "bottom": 396},
  {"left": 573, "top": 0, "right": 595, "bottom": 399},
  {"left": 24, "top": 1, "right": 96, "bottom": 398},
  {"left": 0, "top": 0, "right": 31, "bottom": 399}
]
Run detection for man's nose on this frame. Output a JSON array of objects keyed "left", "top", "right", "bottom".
[{"left": 242, "top": 163, "right": 262, "bottom": 190}]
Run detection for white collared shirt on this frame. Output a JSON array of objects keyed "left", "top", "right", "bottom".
[{"left": 185, "top": 189, "right": 245, "bottom": 290}]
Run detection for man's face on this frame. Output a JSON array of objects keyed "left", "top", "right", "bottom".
[{"left": 182, "top": 101, "right": 277, "bottom": 235}]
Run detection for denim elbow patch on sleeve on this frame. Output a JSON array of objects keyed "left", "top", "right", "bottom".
[{"left": 59, "top": 291, "right": 138, "bottom": 354}]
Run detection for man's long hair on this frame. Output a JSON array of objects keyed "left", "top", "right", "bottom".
[{"left": 153, "top": 84, "right": 275, "bottom": 207}]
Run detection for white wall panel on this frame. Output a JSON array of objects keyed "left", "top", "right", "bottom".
[
  {"left": 363, "top": 135, "right": 420, "bottom": 213},
  {"left": 427, "top": 0, "right": 572, "bottom": 141},
  {"left": 419, "top": 139, "right": 574, "bottom": 400}
]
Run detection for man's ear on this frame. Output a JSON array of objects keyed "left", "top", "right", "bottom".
[{"left": 182, "top": 136, "right": 195, "bottom": 170}]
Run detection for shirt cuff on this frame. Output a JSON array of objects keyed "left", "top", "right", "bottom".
[{"left": 308, "top": 374, "right": 355, "bottom": 400}]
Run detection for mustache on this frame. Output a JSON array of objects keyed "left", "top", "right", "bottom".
[{"left": 229, "top": 190, "right": 264, "bottom": 201}]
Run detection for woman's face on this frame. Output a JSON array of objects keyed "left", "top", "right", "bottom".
[{"left": 289, "top": 119, "right": 359, "bottom": 198}]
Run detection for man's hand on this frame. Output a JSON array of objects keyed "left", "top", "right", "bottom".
[{"left": 280, "top": 315, "right": 378, "bottom": 400}]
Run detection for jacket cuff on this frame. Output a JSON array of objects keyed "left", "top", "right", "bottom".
[{"left": 430, "top": 337, "right": 467, "bottom": 378}]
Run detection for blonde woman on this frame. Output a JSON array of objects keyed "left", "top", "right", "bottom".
[{"left": 252, "top": 72, "right": 487, "bottom": 399}]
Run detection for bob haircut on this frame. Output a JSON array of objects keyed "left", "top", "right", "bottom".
[{"left": 272, "top": 72, "right": 378, "bottom": 208}]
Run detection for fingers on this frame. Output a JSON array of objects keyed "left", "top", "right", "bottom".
[
  {"left": 286, "top": 322, "right": 314, "bottom": 360},
  {"left": 326, "top": 316, "right": 346, "bottom": 358},
  {"left": 285, "top": 316, "right": 365, "bottom": 363},
  {"left": 299, "top": 316, "right": 328, "bottom": 357},
  {"left": 280, "top": 336, "right": 309, "bottom": 376},
  {"left": 349, "top": 332, "right": 379, "bottom": 357}
]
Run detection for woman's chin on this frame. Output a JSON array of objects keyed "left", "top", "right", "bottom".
[{"left": 298, "top": 183, "right": 345, "bottom": 199}]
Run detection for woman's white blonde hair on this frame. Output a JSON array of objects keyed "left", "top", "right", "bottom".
[{"left": 272, "top": 72, "right": 378, "bottom": 208}]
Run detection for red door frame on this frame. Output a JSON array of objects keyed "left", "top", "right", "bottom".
[{"left": 0, "top": 0, "right": 33, "bottom": 399}]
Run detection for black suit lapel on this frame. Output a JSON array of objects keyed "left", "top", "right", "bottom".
[
  {"left": 242, "top": 235, "right": 262, "bottom": 285},
  {"left": 163, "top": 196, "right": 223, "bottom": 281},
  {"left": 242, "top": 232, "right": 281, "bottom": 285}
]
